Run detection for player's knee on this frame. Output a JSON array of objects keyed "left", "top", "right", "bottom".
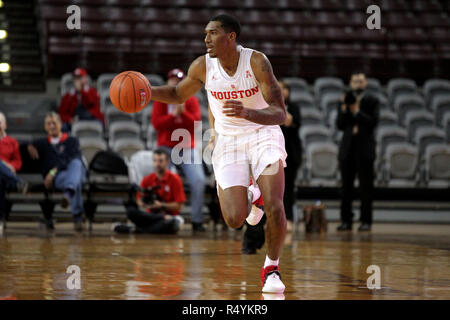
[
  {"left": 224, "top": 214, "right": 245, "bottom": 229},
  {"left": 222, "top": 208, "right": 246, "bottom": 228},
  {"left": 265, "top": 200, "right": 285, "bottom": 220}
]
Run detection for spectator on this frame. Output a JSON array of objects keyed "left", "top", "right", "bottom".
[
  {"left": 336, "top": 71, "right": 379, "bottom": 232},
  {"left": 27, "top": 112, "right": 86, "bottom": 231},
  {"left": 152, "top": 68, "right": 206, "bottom": 232},
  {"left": 58, "top": 68, "right": 104, "bottom": 132},
  {"left": 279, "top": 80, "right": 302, "bottom": 232},
  {"left": 114, "top": 149, "right": 185, "bottom": 234},
  {"left": 0, "top": 112, "right": 27, "bottom": 232}
]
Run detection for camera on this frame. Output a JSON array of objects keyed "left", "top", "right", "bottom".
[
  {"left": 344, "top": 89, "right": 357, "bottom": 106},
  {"left": 141, "top": 186, "right": 161, "bottom": 205}
]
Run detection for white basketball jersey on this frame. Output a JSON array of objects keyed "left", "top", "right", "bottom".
[{"left": 205, "top": 45, "right": 270, "bottom": 136}]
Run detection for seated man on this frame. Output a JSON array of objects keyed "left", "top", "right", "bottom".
[
  {"left": 0, "top": 112, "right": 27, "bottom": 232},
  {"left": 152, "top": 68, "right": 206, "bottom": 232},
  {"left": 114, "top": 149, "right": 185, "bottom": 234},
  {"left": 58, "top": 67, "right": 104, "bottom": 132},
  {"left": 27, "top": 112, "right": 86, "bottom": 231}
]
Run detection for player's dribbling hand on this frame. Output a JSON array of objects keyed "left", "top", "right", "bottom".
[{"left": 222, "top": 100, "right": 249, "bottom": 119}]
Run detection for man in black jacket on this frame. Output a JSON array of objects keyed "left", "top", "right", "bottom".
[
  {"left": 336, "top": 72, "right": 379, "bottom": 232},
  {"left": 27, "top": 112, "right": 86, "bottom": 231}
]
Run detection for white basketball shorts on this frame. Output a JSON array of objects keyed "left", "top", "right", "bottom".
[{"left": 211, "top": 125, "right": 287, "bottom": 190}]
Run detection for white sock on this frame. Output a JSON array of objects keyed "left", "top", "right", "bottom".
[
  {"left": 248, "top": 184, "right": 261, "bottom": 203},
  {"left": 264, "top": 255, "right": 279, "bottom": 268}
]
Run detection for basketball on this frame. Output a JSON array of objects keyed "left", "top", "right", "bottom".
[{"left": 109, "top": 71, "right": 152, "bottom": 113}]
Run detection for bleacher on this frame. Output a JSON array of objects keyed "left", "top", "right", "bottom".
[
  {"left": 35, "top": 0, "right": 450, "bottom": 83},
  {"left": 29, "top": 73, "right": 450, "bottom": 189}
]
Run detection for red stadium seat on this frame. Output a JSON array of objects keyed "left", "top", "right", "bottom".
[
  {"left": 175, "top": 8, "right": 210, "bottom": 24},
  {"left": 134, "top": 22, "right": 179, "bottom": 38},
  {"left": 379, "top": 0, "right": 410, "bottom": 11},
  {"left": 47, "top": 21, "right": 74, "bottom": 35},
  {"left": 428, "top": 28, "right": 450, "bottom": 43},
  {"left": 39, "top": 5, "right": 65, "bottom": 20},
  {"left": 322, "top": 27, "right": 359, "bottom": 42},
  {"left": 291, "top": 11, "right": 316, "bottom": 26},
  {"left": 284, "top": 0, "right": 310, "bottom": 10},
  {"left": 300, "top": 27, "right": 324, "bottom": 42},
  {"left": 401, "top": 44, "right": 435, "bottom": 60},
  {"left": 250, "top": 25, "right": 287, "bottom": 42},
  {"left": 311, "top": 0, "right": 342, "bottom": 10},
  {"left": 420, "top": 12, "right": 450, "bottom": 28},
  {"left": 300, "top": 43, "right": 329, "bottom": 58},
  {"left": 48, "top": 36, "right": 82, "bottom": 54},
  {"left": 384, "top": 12, "right": 419, "bottom": 28},
  {"left": 411, "top": 0, "right": 443, "bottom": 12},
  {"left": 364, "top": 43, "right": 387, "bottom": 59},
  {"left": 242, "top": 0, "right": 275, "bottom": 10},
  {"left": 82, "top": 37, "right": 132, "bottom": 52},
  {"left": 390, "top": 28, "right": 429, "bottom": 43},
  {"left": 329, "top": 43, "right": 363, "bottom": 58},
  {"left": 357, "top": 27, "right": 387, "bottom": 43},
  {"left": 108, "top": 0, "right": 142, "bottom": 6},
  {"left": 211, "top": 0, "right": 241, "bottom": 9},
  {"left": 175, "top": 0, "right": 210, "bottom": 8},
  {"left": 80, "top": 22, "right": 132, "bottom": 37}
]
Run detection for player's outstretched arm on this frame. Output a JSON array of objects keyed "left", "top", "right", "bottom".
[
  {"left": 150, "top": 56, "right": 206, "bottom": 104},
  {"left": 248, "top": 51, "right": 286, "bottom": 125}
]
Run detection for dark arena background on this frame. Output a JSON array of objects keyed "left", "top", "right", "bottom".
[{"left": 0, "top": 0, "right": 449, "bottom": 304}]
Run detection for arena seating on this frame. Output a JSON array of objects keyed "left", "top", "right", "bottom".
[
  {"left": 33, "top": 0, "right": 450, "bottom": 82},
  {"left": 52, "top": 72, "right": 450, "bottom": 189},
  {"left": 4, "top": 70, "right": 449, "bottom": 190}
]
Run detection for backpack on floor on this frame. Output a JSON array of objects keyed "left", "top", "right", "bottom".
[{"left": 303, "top": 202, "right": 327, "bottom": 233}]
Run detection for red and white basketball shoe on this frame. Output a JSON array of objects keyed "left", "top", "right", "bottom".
[{"left": 260, "top": 265, "right": 285, "bottom": 293}]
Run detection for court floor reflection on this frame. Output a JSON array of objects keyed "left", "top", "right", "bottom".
[{"left": 0, "top": 222, "right": 449, "bottom": 300}]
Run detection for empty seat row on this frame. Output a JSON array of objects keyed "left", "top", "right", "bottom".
[
  {"left": 39, "top": 4, "right": 450, "bottom": 27},
  {"left": 38, "top": 0, "right": 450, "bottom": 12},
  {"left": 298, "top": 140, "right": 450, "bottom": 188},
  {"left": 79, "top": 135, "right": 145, "bottom": 163}
]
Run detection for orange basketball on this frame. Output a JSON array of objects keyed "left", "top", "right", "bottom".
[{"left": 109, "top": 71, "right": 152, "bottom": 113}]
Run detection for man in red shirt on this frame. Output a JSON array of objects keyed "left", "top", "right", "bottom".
[
  {"left": 151, "top": 68, "right": 206, "bottom": 232},
  {"left": 58, "top": 68, "right": 104, "bottom": 132},
  {"left": 0, "top": 112, "right": 27, "bottom": 231},
  {"left": 113, "top": 149, "right": 186, "bottom": 234}
]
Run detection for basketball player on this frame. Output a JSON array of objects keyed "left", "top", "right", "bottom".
[{"left": 149, "top": 14, "right": 287, "bottom": 293}]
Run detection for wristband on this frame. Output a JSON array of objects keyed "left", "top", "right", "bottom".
[{"left": 49, "top": 169, "right": 57, "bottom": 176}]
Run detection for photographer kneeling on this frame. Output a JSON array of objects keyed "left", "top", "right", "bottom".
[{"left": 114, "top": 149, "right": 186, "bottom": 234}]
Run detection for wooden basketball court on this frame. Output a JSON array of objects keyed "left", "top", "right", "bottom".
[{"left": 0, "top": 222, "right": 449, "bottom": 300}]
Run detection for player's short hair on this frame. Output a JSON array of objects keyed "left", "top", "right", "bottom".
[
  {"left": 211, "top": 14, "right": 241, "bottom": 39},
  {"left": 153, "top": 148, "right": 170, "bottom": 160}
]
